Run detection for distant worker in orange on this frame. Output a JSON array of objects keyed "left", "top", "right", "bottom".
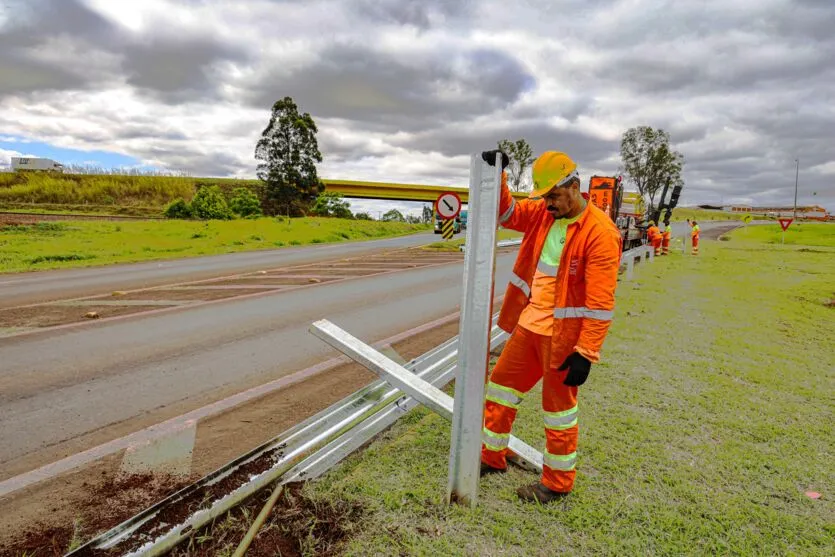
[
  {"left": 479, "top": 149, "right": 622, "bottom": 503},
  {"left": 661, "top": 223, "right": 672, "bottom": 255},
  {"left": 690, "top": 220, "right": 700, "bottom": 255},
  {"left": 647, "top": 220, "right": 661, "bottom": 256}
]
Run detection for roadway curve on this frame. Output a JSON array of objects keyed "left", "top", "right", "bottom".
[{"left": 0, "top": 231, "right": 437, "bottom": 308}]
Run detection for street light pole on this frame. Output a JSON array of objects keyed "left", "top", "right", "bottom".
[{"left": 793, "top": 158, "right": 799, "bottom": 221}]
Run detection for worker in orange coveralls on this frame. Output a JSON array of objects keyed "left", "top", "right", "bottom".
[
  {"left": 661, "top": 223, "right": 672, "bottom": 255},
  {"left": 690, "top": 220, "right": 700, "bottom": 255},
  {"left": 647, "top": 220, "right": 661, "bottom": 256},
  {"left": 479, "top": 149, "right": 622, "bottom": 503}
]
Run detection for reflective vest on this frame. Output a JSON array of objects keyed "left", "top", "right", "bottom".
[{"left": 497, "top": 173, "right": 622, "bottom": 364}]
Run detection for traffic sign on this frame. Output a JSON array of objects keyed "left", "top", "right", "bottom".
[
  {"left": 436, "top": 192, "right": 462, "bottom": 220},
  {"left": 779, "top": 218, "right": 793, "bottom": 231},
  {"left": 743, "top": 214, "right": 753, "bottom": 224},
  {"left": 441, "top": 218, "right": 455, "bottom": 239}
]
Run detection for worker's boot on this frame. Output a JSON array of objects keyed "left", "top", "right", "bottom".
[
  {"left": 480, "top": 462, "right": 506, "bottom": 477},
  {"left": 516, "top": 482, "right": 569, "bottom": 504}
]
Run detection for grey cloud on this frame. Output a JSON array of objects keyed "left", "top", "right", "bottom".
[
  {"left": 0, "top": 0, "right": 250, "bottom": 101},
  {"left": 391, "top": 121, "right": 616, "bottom": 169},
  {"left": 245, "top": 43, "right": 535, "bottom": 131},
  {"left": 353, "top": 0, "right": 472, "bottom": 29},
  {"left": 122, "top": 36, "right": 248, "bottom": 103}
]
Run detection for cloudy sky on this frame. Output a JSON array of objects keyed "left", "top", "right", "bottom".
[{"left": 1, "top": 0, "right": 833, "bottom": 217}]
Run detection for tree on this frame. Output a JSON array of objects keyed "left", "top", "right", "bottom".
[
  {"left": 498, "top": 138, "right": 535, "bottom": 192},
  {"left": 406, "top": 214, "right": 422, "bottom": 224},
  {"left": 229, "top": 188, "right": 263, "bottom": 218},
  {"left": 422, "top": 203, "right": 434, "bottom": 224},
  {"left": 381, "top": 209, "right": 406, "bottom": 222},
  {"left": 191, "top": 185, "right": 233, "bottom": 220},
  {"left": 354, "top": 212, "right": 372, "bottom": 220},
  {"left": 255, "top": 96, "right": 324, "bottom": 216},
  {"left": 620, "top": 126, "right": 684, "bottom": 216},
  {"left": 310, "top": 191, "right": 352, "bottom": 219},
  {"left": 164, "top": 198, "right": 193, "bottom": 219}
]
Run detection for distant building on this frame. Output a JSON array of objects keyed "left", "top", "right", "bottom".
[
  {"left": 10, "top": 157, "right": 64, "bottom": 172},
  {"left": 724, "top": 204, "right": 830, "bottom": 220}
]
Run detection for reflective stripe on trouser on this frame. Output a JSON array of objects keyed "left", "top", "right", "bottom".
[{"left": 481, "top": 325, "right": 579, "bottom": 492}]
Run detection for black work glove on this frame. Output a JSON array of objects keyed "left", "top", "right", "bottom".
[
  {"left": 481, "top": 149, "right": 509, "bottom": 170},
  {"left": 559, "top": 352, "right": 592, "bottom": 386}
]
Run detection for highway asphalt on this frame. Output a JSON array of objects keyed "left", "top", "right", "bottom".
[
  {"left": 0, "top": 231, "right": 439, "bottom": 308},
  {"left": 0, "top": 251, "right": 517, "bottom": 468}
]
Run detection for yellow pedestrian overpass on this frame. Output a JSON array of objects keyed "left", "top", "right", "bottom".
[{"left": 322, "top": 179, "right": 529, "bottom": 204}]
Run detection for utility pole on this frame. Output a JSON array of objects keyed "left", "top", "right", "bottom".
[{"left": 793, "top": 158, "right": 799, "bottom": 220}]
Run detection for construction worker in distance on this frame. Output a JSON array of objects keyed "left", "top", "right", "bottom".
[
  {"left": 690, "top": 220, "right": 700, "bottom": 255},
  {"left": 661, "top": 222, "right": 672, "bottom": 255},
  {"left": 647, "top": 220, "right": 661, "bottom": 256},
  {"left": 479, "top": 149, "right": 622, "bottom": 504}
]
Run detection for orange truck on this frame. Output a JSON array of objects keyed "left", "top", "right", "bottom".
[{"left": 587, "top": 175, "right": 646, "bottom": 251}]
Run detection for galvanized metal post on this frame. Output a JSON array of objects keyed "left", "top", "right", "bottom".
[
  {"left": 626, "top": 256, "right": 634, "bottom": 280},
  {"left": 446, "top": 153, "right": 501, "bottom": 507}
]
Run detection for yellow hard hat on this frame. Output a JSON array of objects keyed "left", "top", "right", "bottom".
[{"left": 530, "top": 151, "right": 579, "bottom": 199}]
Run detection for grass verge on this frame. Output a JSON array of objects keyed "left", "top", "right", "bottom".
[
  {"left": 0, "top": 218, "right": 429, "bottom": 273},
  {"left": 726, "top": 222, "right": 835, "bottom": 248},
  {"left": 296, "top": 231, "right": 834, "bottom": 555}
]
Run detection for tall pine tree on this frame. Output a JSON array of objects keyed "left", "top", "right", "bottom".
[{"left": 255, "top": 97, "right": 324, "bottom": 216}]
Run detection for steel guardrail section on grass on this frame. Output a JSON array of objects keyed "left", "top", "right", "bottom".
[
  {"left": 310, "top": 320, "right": 545, "bottom": 473},
  {"left": 67, "top": 317, "right": 505, "bottom": 556},
  {"left": 283, "top": 327, "right": 510, "bottom": 483}
]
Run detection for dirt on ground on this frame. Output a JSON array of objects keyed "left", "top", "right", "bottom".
[
  {"left": 166, "top": 482, "right": 364, "bottom": 557},
  {"left": 103, "top": 287, "right": 280, "bottom": 302},
  {"left": 0, "top": 303, "right": 171, "bottom": 328},
  {"left": 0, "top": 320, "right": 459, "bottom": 555}
]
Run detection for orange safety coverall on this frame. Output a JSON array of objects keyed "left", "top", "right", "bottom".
[
  {"left": 647, "top": 225, "right": 661, "bottom": 255},
  {"left": 691, "top": 224, "right": 700, "bottom": 255},
  {"left": 661, "top": 228, "right": 671, "bottom": 255},
  {"left": 482, "top": 173, "right": 622, "bottom": 493}
]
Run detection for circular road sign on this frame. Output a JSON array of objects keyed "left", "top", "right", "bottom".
[{"left": 435, "top": 192, "right": 462, "bottom": 220}]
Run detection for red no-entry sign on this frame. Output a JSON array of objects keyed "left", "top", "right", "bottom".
[{"left": 779, "top": 218, "right": 793, "bottom": 232}]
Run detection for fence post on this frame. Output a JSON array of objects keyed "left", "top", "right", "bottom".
[{"left": 446, "top": 153, "right": 501, "bottom": 507}]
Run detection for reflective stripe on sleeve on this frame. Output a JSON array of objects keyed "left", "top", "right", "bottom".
[
  {"left": 499, "top": 199, "right": 516, "bottom": 224},
  {"left": 553, "top": 307, "right": 613, "bottom": 320},
  {"left": 544, "top": 451, "right": 577, "bottom": 471},
  {"left": 536, "top": 260, "right": 557, "bottom": 276},
  {"left": 482, "top": 428, "right": 510, "bottom": 452},
  {"left": 485, "top": 382, "right": 525, "bottom": 410},
  {"left": 543, "top": 406, "right": 578, "bottom": 430},
  {"left": 509, "top": 273, "right": 531, "bottom": 298}
]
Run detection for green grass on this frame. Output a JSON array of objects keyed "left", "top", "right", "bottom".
[
  {"left": 0, "top": 218, "right": 430, "bottom": 273},
  {"left": 298, "top": 231, "right": 835, "bottom": 555},
  {"left": 728, "top": 222, "right": 835, "bottom": 248},
  {"left": 0, "top": 202, "right": 162, "bottom": 217},
  {"left": 424, "top": 229, "right": 524, "bottom": 251},
  {"left": 0, "top": 172, "right": 261, "bottom": 209}
]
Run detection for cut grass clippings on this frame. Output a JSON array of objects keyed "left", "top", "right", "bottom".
[
  {"left": 296, "top": 229, "right": 835, "bottom": 555},
  {"left": 0, "top": 218, "right": 430, "bottom": 273}
]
